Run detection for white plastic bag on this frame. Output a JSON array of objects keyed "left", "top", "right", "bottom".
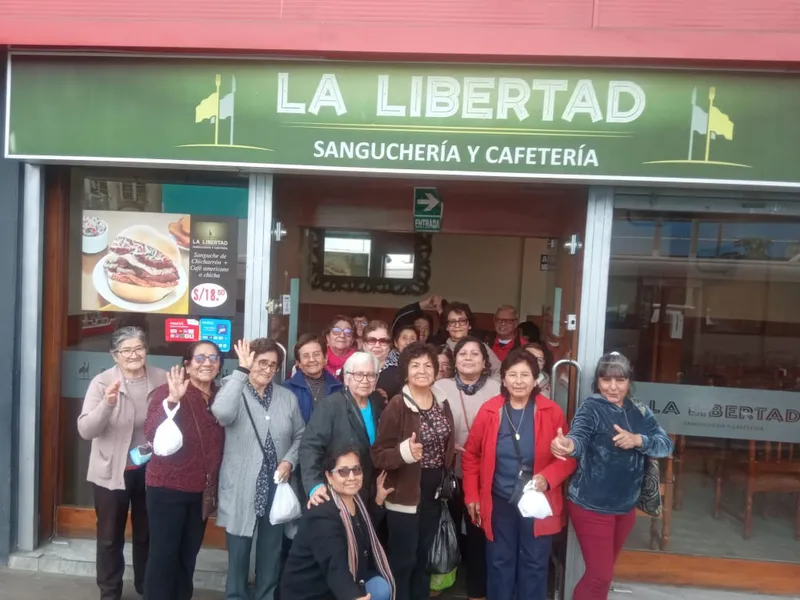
[
  {"left": 269, "top": 480, "right": 302, "bottom": 525},
  {"left": 153, "top": 399, "right": 183, "bottom": 457},
  {"left": 517, "top": 481, "right": 553, "bottom": 519}
]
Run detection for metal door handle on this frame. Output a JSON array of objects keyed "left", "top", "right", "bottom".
[{"left": 552, "top": 358, "right": 582, "bottom": 405}]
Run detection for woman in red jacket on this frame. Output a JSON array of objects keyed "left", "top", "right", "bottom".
[{"left": 462, "top": 348, "right": 576, "bottom": 600}]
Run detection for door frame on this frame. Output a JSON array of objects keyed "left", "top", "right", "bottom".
[{"left": 563, "top": 186, "right": 615, "bottom": 599}]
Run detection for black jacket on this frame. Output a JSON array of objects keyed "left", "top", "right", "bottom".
[
  {"left": 376, "top": 366, "right": 404, "bottom": 401},
  {"left": 280, "top": 500, "right": 384, "bottom": 600},
  {"left": 299, "top": 390, "right": 384, "bottom": 501}
]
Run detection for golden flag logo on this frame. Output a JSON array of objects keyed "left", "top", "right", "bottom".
[
  {"left": 709, "top": 105, "right": 734, "bottom": 140},
  {"left": 195, "top": 91, "right": 219, "bottom": 124}
]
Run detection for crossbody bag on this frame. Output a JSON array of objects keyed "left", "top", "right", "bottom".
[
  {"left": 403, "top": 392, "right": 459, "bottom": 501},
  {"left": 187, "top": 401, "right": 218, "bottom": 521}
]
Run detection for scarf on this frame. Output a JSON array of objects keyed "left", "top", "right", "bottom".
[
  {"left": 331, "top": 489, "right": 395, "bottom": 600},
  {"left": 326, "top": 348, "right": 355, "bottom": 378},
  {"left": 455, "top": 372, "right": 488, "bottom": 396},
  {"left": 248, "top": 381, "right": 279, "bottom": 518},
  {"left": 384, "top": 348, "right": 399, "bottom": 369}
]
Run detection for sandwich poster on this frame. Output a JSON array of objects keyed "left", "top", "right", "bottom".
[{"left": 81, "top": 210, "right": 238, "bottom": 316}]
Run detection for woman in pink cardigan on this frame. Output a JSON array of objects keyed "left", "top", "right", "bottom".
[{"left": 77, "top": 327, "right": 167, "bottom": 600}]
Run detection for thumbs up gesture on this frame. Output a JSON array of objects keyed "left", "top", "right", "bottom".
[
  {"left": 409, "top": 431, "right": 424, "bottom": 462},
  {"left": 550, "top": 427, "right": 574, "bottom": 460}
]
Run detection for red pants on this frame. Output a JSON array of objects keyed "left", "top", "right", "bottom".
[{"left": 568, "top": 501, "right": 636, "bottom": 600}]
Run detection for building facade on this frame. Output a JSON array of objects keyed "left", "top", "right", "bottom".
[{"left": 2, "top": 2, "right": 800, "bottom": 597}]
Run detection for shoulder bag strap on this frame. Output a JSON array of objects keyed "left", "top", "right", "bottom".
[
  {"left": 187, "top": 399, "right": 211, "bottom": 484},
  {"left": 243, "top": 390, "right": 269, "bottom": 461}
]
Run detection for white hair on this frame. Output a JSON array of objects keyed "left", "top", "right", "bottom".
[{"left": 343, "top": 351, "right": 379, "bottom": 375}]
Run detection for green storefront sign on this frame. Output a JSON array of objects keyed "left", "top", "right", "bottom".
[{"left": 6, "top": 54, "right": 800, "bottom": 186}]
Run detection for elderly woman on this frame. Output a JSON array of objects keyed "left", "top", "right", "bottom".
[
  {"left": 551, "top": 352, "right": 673, "bottom": 600},
  {"left": 143, "top": 341, "right": 224, "bottom": 600},
  {"left": 372, "top": 342, "right": 456, "bottom": 600},
  {"left": 77, "top": 327, "right": 167, "bottom": 600},
  {"left": 211, "top": 338, "right": 306, "bottom": 600},
  {"left": 353, "top": 314, "right": 369, "bottom": 350},
  {"left": 362, "top": 320, "right": 393, "bottom": 373},
  {"left": 442, "top": 302, "right": 500, "bottom": 376},
  {"left": 300, "top": 351, "right": 385, "bottom": 507},
  {"left": 326, "top": 315, "right": 358, "bottom": 378},
  {"left": 376, "top": 322, "right": 419, "bottom": 401},
  {"left": 523, "top": 342, "right": 553, "bottom": 399},
  {"left": 281, "top": 445, "right": 396, "bottom": 600},
  {"left": 462, "top": 348, "right": 575, "bottom": 600},
  {"left": 434, "top": 336, "right": 500, "bottom": 600},
  {"left": 435, "top": 346, "right": 454, "bottom": 381}
]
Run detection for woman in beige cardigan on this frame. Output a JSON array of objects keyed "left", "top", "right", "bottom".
[{"left": 77, "top": 327, "right": 167, "bottom": 600}]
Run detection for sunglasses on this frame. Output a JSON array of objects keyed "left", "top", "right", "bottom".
[
  {"left": 331, "top": 465, "right": 363, "bottom": 477},
  {"left": 331, "top": 327, "right": 354, "bottom": 337},
  {"left": 364, "top": 337, "right": 391, "bottom": 347},
  {"left": 193, "top": 354, "right": 220, "bottom": 364}
]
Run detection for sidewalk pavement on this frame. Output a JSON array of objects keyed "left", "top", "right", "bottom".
[{"left": 0, "top": 568, "right": 795, "bottom": 600}]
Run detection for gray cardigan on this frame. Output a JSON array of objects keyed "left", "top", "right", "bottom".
[{"left": 211, "top": 369, "right": 305, "bottom": 537}]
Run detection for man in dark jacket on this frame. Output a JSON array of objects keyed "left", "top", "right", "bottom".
[{"left": 284, "top": 333, "right": 344, "bottom": 425}]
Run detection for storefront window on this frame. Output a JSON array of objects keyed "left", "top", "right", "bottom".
[
  {"left": 61, "top": 169, "right": 248, "bottom": 507},
  {"left": 605, "top": 196, "right": 800, "bottom": 563}
]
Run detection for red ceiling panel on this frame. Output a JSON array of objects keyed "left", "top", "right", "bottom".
[{"left": 0, "top": 0, "right": 799, "bottom": 64}]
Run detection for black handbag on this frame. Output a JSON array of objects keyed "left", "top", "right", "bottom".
[
  {"left": 632, "top": 400, "right": 663, "bottom": 518},
  {"left": 505, "top": 400, "right": 533, "bottom": 506},
  {"left": 403, "top": 393, "right": 459, "bottom": 501}
]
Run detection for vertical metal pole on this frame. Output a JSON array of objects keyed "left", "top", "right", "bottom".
[
  {"left": 288, "top": 277, "right": 300, "bottom": 357},
  {"left": 564, "top": 186, "right": 614, "bottom": 599},
  {"left": 245, "top": 173, "right": 274, "bottom": 341},
  {"left": 17, "top": 163, "right": 44, "bottom": 552}
]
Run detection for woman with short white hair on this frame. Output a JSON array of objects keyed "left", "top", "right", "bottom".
[{"left": 299, "top": 351, "right": 385, "bottom": 507}]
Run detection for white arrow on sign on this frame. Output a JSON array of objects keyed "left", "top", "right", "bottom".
[{"left": 417, "top": 193, "right": 440, "bottom": 212}]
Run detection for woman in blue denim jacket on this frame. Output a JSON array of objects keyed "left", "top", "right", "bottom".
[{"left": 551, "top": 352, "right": 673, "bottom": 600}]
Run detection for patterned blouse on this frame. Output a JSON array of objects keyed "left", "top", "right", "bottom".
[{"left": 419, "top": 403, "right": 452, "bottom": 469}]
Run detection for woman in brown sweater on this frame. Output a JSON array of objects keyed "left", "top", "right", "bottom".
[
  {"left": 142, "top": 340, "right": 225, "bottom": 600},
  {"left": 372, "top": 342, "right": 456, "bottom": 600}
]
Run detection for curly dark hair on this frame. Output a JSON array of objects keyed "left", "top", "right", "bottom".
[
  {"left": 453, "top": 336, "right": 491, "bottom": 378},
  {"left": 249, "top": 337, "right": 285, "bottom": 367},
  {"left": 398, "top": 341, "right": 440, "bottom": 380},
  {"left": 500, "top": 347, "right": 541, "bottom": 401}
]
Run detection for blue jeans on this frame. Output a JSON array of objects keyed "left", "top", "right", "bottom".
[
  {"left": 365, "top": 576, "right": 392, "bottom": 600},
  {"left": 486, "top": 493, "right": 552, "bottom": 600}
]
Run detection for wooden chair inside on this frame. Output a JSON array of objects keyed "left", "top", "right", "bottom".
[
  {"left": 714, "top": 440, "right": 800, "bottom": 540},
  {"left": 635, "top": 453, "right": 674, "bottom": 550}
]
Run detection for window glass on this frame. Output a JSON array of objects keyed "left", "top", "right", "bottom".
[
  {"left": 61, "top": 169, "right": 247, "bottom": 507},
  {"left": 605, "top": 201, "right": 800, "bottom": 564}
]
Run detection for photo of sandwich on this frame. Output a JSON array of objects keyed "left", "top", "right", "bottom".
[
  {"left": 168, "top": 215, "right": 191, "bottom": 249},
  {"left": 97, "top": 224, "right": 184, "bottom": 306}
]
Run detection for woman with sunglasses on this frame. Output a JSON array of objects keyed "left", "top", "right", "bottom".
[
  {"left": 142, "top": 341, "right": 224, "bottom": 600},
  {"left": 362, "top": 320, "right": 394, "bottom": 374},
  {"left": 300, "top": 352, "right": 385, "bottom": 509},
  {"left": 325, "top": 315, "right": 358, "bottom": 378},
  {"left": 212, "top": 338, "right": 306, "bottom": 600},
  {"left": 281, "top": 445, "right": 396, "bottom": 600},
  {"left": 77, "top": 326, "right": 167, "bottom": 600}
]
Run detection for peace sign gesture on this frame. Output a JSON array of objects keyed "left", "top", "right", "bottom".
[
  {"left": 166, "top": 365, "right": 189, "bottom": 403},
  {"left": 234, "top": 339, "right": 255, "bottom": 370}
]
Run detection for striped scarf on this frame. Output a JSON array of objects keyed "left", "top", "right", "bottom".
[{"left": 330, "top": 489, "right": 395, "bottom": 600}]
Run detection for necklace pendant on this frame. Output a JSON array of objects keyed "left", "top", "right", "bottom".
[{"left": 515, "top": 433, "right": 521, "bottom": 441}]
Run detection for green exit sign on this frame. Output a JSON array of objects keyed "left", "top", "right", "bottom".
[{"left": 413, "top": 188, "right": 443, "bottom": 232}]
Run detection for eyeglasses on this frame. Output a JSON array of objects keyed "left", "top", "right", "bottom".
[
  {"left": 447, "top": 318, "right": 469, "bottom": 327},
  {"left": 331, "top": 327, "right": 354, "bottom": 337},
  {"left": 496, "top": 318, "right": 518, "bottom": 325},
  {"left": 255, "top": 359, "right": 279, "bottom": 372},
  {"left": 364, "top": 337, "right": 391, "bottom": 347},
  {"left": 299, "top": 351, "right": 323, "bottom": 361},
  {"left": 331, "top": 465, "right": 363, "bottom": 477},
  {"left": 193, "top": 354, "right": 220, "bottom": 364},
  {"left": 116, "top": 346, "right": 146, "bottom": 358},
  {"left": 348, "top": 371, "right": 377, "bottom": 382},
  {"left": 354, "top": 319, "right": 368, "bottom": 327}
]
